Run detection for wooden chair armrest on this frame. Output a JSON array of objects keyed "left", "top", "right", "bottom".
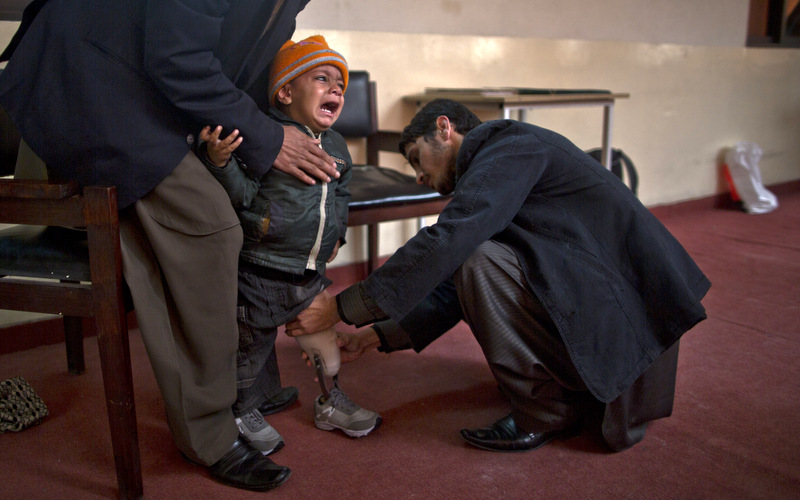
[{"left": 0, "top": 178, "right": 79, "bottom": 199}]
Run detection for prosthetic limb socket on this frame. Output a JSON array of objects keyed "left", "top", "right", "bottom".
[{"left": 295, "top": 328, "right": 341, "bottom": 398}]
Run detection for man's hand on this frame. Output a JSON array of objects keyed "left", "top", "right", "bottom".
[
  {"left": 300, "top": 328, "right": 380, "bottom": 368},
  {"left": 337, "top": 328, "right": 381, "bottom": 363},
  {"left": 285, "top": 291, "right": 340, "bottom": 337},
  {"left": 273, "top": 125, "right": 339, "bottom": 185}
]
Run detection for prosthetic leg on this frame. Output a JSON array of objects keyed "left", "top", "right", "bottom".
[
  {"left": 295, "top": 327, "right": 341, "bottom": 399},
  {"left": 296, "top": 328, "right": 383, "bottom": 437}
]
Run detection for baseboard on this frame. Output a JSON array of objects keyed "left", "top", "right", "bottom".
[
  {"left": 2, "top": 179, "right": 797, "bottom": 355},
  {"left": 648, "top": 179, "right": 799, "bottom": 219}
]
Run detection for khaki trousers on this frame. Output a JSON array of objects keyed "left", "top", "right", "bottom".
[{"left": 119, "top": 152, "right": 243, "bottom": 465}]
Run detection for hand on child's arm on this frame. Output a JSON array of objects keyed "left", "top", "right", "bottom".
[{"left": 199, "top": 125, "right": 243, "bottom": 167}]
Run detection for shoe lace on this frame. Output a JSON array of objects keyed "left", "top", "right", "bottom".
[
  {"left": 327, "top": 385, "right": 359, "bottom": 414},
  {"left": 240, "top": 409, "right": 267, "bottom": 431}
]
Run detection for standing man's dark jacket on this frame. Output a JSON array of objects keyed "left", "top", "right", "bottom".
[
  {"left": 348, "top": 120, "right": 711, "bottom": 404},
  {"left": 0, "top": 0, "right": 309, "bottom": 209}
]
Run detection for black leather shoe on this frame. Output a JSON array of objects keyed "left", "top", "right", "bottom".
[
  {"left": 208, "top": 437, "right": 291, "bottom": 491},
  {"left": 460, "top": 414, "right": 581, "bottom": 453},
  {"left": 258, "top": 386, "right": 299, "bottom": 415}
]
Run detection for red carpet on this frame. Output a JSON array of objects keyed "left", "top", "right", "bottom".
[{"left": 1, "top": 184, "right": 799, "bottom": 499}]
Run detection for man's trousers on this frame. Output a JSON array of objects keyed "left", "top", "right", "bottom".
[
  {"left": 119, "top": 151, "right": 242, "bottom": 465},
  {"left": 454, "top": 240, "right": 679, "bottom": 450}
]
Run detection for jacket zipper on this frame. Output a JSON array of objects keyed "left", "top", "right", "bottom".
[{"left": 306, "top": 128, "right": 326, "bottom": 270}]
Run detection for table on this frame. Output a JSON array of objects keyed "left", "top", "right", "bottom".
[{"left": 403, "top": 90, "right": 630, "bottom": 169}]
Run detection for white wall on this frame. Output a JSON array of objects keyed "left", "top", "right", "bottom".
[{"left": 295, "top": 0, "right": 751, "bottom": 47}]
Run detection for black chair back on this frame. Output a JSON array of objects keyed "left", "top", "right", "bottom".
[{"left": 333, "top": 70, "right": 378, "bottom": 138}]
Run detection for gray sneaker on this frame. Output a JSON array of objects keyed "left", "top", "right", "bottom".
[
  {"left": 235, "top": 408, "right": 284, "bottom": 455},
  {"left": 314, "top": 382, "right": 382, "bottom": 438}
]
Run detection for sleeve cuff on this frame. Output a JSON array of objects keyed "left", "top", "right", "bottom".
[
  {"left": 372, "top": 320, "right": 413, "bottom": 352},
  {"left": 197, "top": 142, "right": 231, "bottom": 170},
  {"left": 336, "top": 282, "right": 386, "bottom": 327}
]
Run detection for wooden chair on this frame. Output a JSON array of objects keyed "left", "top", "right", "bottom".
[
  {"left": 0, "top": 144, "right": 142, "bottom": 497},
  {"left": 334, "top": 70, "right": 452, "bottom": 273}
]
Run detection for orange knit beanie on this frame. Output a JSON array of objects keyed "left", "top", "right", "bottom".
[{"left": 268, "top": 35, "right": 349, "bottom": 106}]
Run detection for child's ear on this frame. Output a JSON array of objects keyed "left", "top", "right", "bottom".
[{"left": 277, "top": 85, "right": 292, "bottom": 106}]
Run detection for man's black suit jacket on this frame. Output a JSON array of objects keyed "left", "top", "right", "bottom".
[{"left": 0, "top": 0, "right": 309, "bottom": 208}]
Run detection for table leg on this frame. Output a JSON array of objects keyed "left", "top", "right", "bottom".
[{"left": 601, "top": 103, "right": 614, "bottom": 169}]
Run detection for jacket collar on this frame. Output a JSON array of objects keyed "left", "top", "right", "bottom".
[{"left": 267, "top": 106, "right": 323, "bottom": 140}]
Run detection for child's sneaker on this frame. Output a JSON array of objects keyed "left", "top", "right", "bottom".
[
  {"left": 314, "top": 381, "right": 382, "bottom": 438},
  {"left": 235, "top": 408, "right": 284, "bottom": 455}
]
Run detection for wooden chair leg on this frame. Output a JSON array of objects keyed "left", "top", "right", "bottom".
[
  {"left": 63, "top": 315, "right": 86, "bottom": 375},
  {"left": 95, "top": 303, "right": 142, "bottom": 499},
  {"left": 85, "top": 187, "right": 143, "bottom": 499}
]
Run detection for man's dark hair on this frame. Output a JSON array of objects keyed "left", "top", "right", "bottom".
[{"left": 399, "top": 98, "right": 482, "bottom": 158}]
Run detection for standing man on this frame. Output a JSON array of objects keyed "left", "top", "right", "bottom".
[
  {"left": 288, "top": 99, "right": 711, "bottom": 453},
  {"left": 0, "top": 0, "right": 337, "bottom": 492}
]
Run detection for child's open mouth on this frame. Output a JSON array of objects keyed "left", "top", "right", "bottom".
[{"left": 321, "top": 101, "right": 339, "bottom": 115}]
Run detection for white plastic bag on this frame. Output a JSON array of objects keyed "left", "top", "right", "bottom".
[{"left": 724, "top": 142, "right": 778, "bottom": 214}]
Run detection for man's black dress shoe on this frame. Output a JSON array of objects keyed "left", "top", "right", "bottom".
[
  {"left": 460, "top": 414, "right": 581, "bottom": 453},
  {"left": 258, "top": 386, "right": 299, "bottom": 415},
  {"left": 208, "top": 437, "right": 291, "bottom": 491}
]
